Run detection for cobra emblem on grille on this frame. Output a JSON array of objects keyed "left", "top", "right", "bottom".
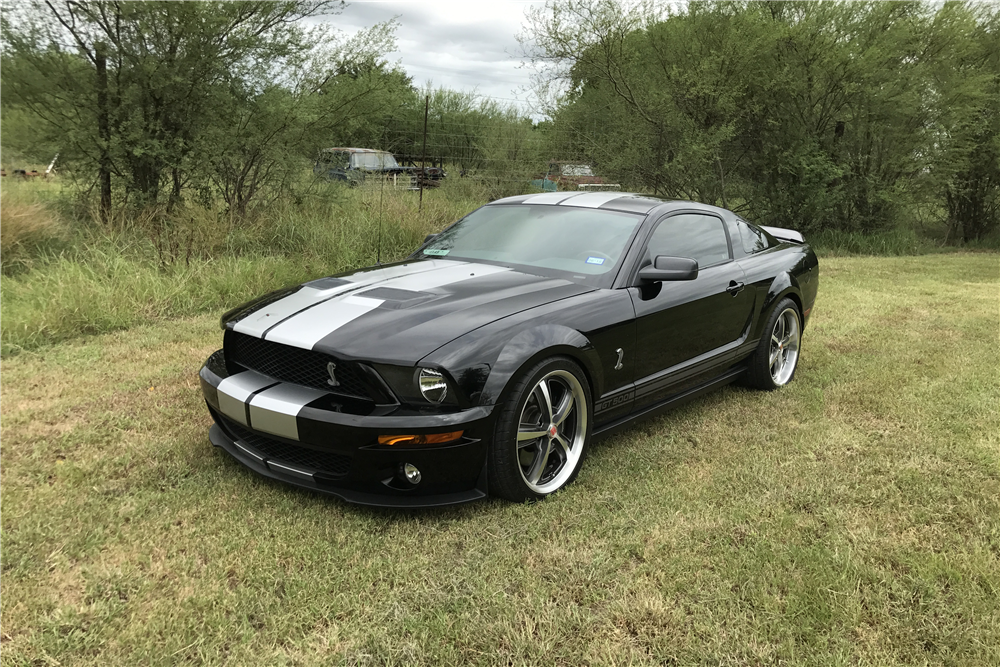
[{"left": 326, "top": 361, "right": 340, "bottom": 387}]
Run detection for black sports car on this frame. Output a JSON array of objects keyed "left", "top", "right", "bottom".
[{"left": 199, "top": 192, "right": 819, "bottom": 507}]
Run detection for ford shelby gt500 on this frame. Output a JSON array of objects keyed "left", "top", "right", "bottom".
[{"left": 199, "top": 192, "right": 819, "bottom": 507}]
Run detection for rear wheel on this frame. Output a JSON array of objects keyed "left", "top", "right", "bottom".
[
  {"left": 746, "top": 298, "right": 801, "bottom": 390},
  {"left": 488, "top": 357, "right": 591, "bottom": 502}
]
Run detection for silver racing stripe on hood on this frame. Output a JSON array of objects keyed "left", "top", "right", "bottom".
[
  {"left": 233, "top": 284, "right": 346, "bottom": 338},
  {"left": 265, "top": 295, "right": 385, "bottom": 348},
  {"left": 260, "top": 262, "right": 510, "bottom": 350},
  {"left": 233, "top": 260, "right": 459, "bottom": 339},
  {"left": 376, "top": 262, "right": 508, "bottom": 292}
]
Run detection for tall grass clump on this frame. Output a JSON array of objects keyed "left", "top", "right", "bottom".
[
  {"left": 0, "top": 179, "right": 70, "bottom": 273},
  {"left": 0, "top": 179, "right": 487, "bottom": 355}
]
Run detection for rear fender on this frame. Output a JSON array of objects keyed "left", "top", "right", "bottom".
[{"left": 755, "top": 272, "right": 802, "bottom": 340}]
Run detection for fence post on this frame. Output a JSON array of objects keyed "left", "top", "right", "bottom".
[
  {"left": 419, "top": 94, "right": 429, "bottom": 213},
  {"left": 96, "top": 42, "right": 112, "bottom": 225}
]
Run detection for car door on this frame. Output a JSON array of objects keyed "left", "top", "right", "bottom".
[{"left": 628, "top": 212, "right": 754, "bottom": 409}]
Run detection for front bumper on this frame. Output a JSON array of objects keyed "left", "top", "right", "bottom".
[{"left": 199, "top": 350, "right": 497, "bottom": 507}]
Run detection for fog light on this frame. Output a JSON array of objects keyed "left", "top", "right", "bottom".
[{"left": 403, "top": 463, "right": 421, "bottom": 484}]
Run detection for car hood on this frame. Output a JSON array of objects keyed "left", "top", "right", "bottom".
[{"left": 225, "top": 259, "right": 594, "bottom": 365}]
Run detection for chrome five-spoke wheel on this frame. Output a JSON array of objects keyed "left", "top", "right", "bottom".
[
  {"left": 488, "top": 357, "right": 592, "bottom": 501},
  {"left": 746, "top": 297, "right": 803, "bottom": 391},
  {"left": 769, "top": 307, "right": 800, "bottom": 386},
  {"left": 516, "top": 370, "right": 587, "bottom": 494}
]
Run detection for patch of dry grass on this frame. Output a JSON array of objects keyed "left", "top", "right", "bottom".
[
  {"left": 1, "top": 254, "right": 998, "bottom": 666},
  {"left": 0, "top": 179, "right": 69, "bottom": 270}
]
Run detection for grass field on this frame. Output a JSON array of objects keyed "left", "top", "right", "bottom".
[
  {"left": 1, "top": 254, "right": 998, "bottom": 666},
  {"left": 0, "top": 181, "right": 481, "bottom": 357}
]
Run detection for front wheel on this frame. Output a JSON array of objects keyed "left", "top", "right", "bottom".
[
  {"left": 488, "top": 357, "right": 592, "bottom": 502},
  {"left": 746, "top": 298, "right": 802, "bottom": 390}
]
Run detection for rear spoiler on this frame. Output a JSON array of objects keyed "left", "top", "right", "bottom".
[{"left": 760, "top": 225, "right": 805, "bottom": 244}]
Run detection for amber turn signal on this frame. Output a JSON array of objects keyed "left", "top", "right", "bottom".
[{"left": 378, "top": 431, "right": 464, "bottom": 446}]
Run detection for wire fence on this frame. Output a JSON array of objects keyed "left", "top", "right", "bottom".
[{"left": 308, "top": 93, "right": 640, "bottom": 202}]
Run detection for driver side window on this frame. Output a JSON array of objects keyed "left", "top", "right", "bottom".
[{"left": 644, "top": 214, "right": 731, "bottom": 269}]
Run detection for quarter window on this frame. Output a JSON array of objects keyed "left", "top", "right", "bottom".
[
  {"left": 738, "top": 220, "right": 771, "bottom": 254},
  {"left": 644, "top": 214, "right": 731, "bottom": 268}
]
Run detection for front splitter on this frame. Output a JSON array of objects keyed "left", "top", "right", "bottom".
[{"left": 209, "top": 424, "right": 487, "bottom": 508}]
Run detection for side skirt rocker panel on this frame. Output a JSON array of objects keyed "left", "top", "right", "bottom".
[{"left": 592, "top": 366, "right": 746, "bottom": 443}]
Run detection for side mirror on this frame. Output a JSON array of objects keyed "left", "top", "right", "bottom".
[
  {"left": 638, "top": 255, "right": 699, "bottom": 282},
  {"left": 423, "top": 233, "right": 438, "bottom": 245}
]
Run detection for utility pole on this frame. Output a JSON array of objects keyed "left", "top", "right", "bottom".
[{"left": 419, "top": 94, "right": 429, "bottom": 213}]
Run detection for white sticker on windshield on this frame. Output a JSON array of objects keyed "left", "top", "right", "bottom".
[
  {"left": 423, "top": 248, "right": 449, "bottom": 256},
  {"left": 586, "top": 256, "right": 606, "bottom": 265}
]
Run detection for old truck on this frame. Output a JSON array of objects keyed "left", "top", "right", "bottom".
[
  {"left": 314, "top": 148, "right": 446, "bottom": 189},
  {"left": 530, "top": 161, "right": 621, "bottom": 192}
]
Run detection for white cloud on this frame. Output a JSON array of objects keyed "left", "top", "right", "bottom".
[{"left": 313, "top": 0, "right": 545, "bottom": 112}]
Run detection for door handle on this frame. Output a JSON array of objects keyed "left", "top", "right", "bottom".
[{"left": 726, "top": 280, "right": 745, "bottom": 296}]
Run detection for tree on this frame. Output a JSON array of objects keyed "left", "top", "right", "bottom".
[
  {"left": 939, "top": 3, "right": 1000, "bottom": 242},
  {"left": 522, "top": 0, "right": 1000, "bottom": 237},
  {"left": 2, "top": 1, "right": 340, "bottom": 214}
]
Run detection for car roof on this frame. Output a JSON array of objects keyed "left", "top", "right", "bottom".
[{"left": 488, "top": 191, "right": 733, "bottom": 216}]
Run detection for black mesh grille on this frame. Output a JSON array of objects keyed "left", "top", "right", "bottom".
[
  {"left": 220, "top": 415, "right": 351, "bottom": 478},
  {"left": 226, "top": 331, "right": 371, "bottom": 400}
]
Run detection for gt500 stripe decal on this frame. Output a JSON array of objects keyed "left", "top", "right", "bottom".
[
  {"left": 233, "top": 260, "right": 461, "bottom": 340},
  {"left": 217, "top": 371, "right": 276, "bottom": 426},
  {"left": 377, "top": 262, "right": 508, "bottom": 291},
  {"left": 343, "top": 259, "right": 457, "bottom": 284},
  {"left": 218, "top": 371, "right": 326, "bottom": 441},
  {"left": 260, "top": 263, "right": 509, "bottom": 350},
  {"left": 233, "top": 286, "right": 329, "bottom": 339},
  {"left": 265, "top": 295, "right": 385, "bottom": 348},
  {"left": 248, "top": 383, "right": 326, "bottom": 440}
]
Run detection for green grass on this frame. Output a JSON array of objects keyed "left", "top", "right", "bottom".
[
  {"left": 0, "top": 182, "right": 481, "bottom": 356},
  {"left": 810, "top": 226, "right": 1000, "bottom": 256},
  {"left": 1, "top": 254, "right": 997, "bottom": 666},
  {"left": 3, "top": 175, "right": 998, "bottom": 356}
]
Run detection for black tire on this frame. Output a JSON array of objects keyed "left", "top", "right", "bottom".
[
  {"left": 488, "top": 356, "right": 592, "bottom": 502},
  {"left": 745, "top": 297, "right": 802, "bottom": 390}
]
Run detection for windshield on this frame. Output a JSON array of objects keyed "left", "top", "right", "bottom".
[
  {"left": 351, "top": 152, "right": 399, "bottom": 169},
  {"left": 418, "top": 204, "right": 643, "bottom": 287},
  {"left": 561, "top": 164, "right": 594, "bottom": 176}
]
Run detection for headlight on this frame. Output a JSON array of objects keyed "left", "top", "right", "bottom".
[{"left": 418, "top": 368, "right": 448, "bottom": 403}]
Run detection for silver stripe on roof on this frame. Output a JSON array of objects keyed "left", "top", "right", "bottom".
[
  {"left": 520, "top": 192, "right": 580, "bottom": 205},
  {"left": 553, "top": 192, "right": 627, "bottom": 208}
]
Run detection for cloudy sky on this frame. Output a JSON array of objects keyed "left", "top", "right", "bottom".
[{"left": 314, "top": 0, "right": 546, "bottom": 111}]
